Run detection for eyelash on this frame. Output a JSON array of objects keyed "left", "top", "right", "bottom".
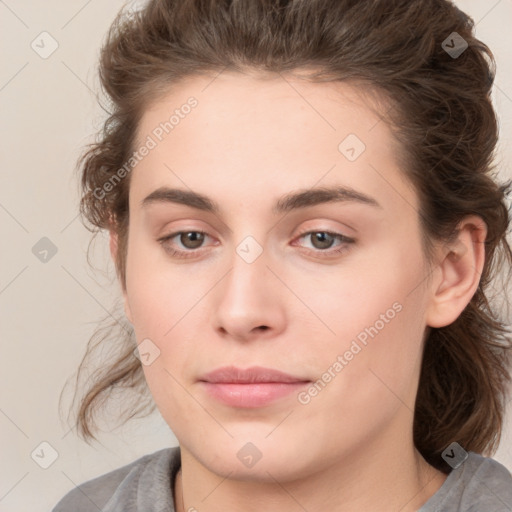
[{"left": 157, "top": 229, "right": 355, "bottom": 260}]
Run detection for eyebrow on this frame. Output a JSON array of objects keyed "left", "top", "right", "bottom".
[{"left": 140, "top": 185, "right": 382, "bottom": 215}]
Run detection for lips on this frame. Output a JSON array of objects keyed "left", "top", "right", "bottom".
[
  {"left": 199, "top": 365, "right": 310, "bottom": 384},
  {"left": 198, "top": 366, "right": 312, "bottom": 408}
]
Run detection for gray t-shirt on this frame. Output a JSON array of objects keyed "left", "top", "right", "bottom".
[{"left": 51, "top": 446, "right": 512, "bottom": 511}]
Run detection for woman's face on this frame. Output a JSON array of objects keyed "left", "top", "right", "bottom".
[{"left": 121, "top": 71, "right": 433, "bottom": 480}]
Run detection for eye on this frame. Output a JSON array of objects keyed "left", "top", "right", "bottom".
[
  {"left": 294, "top": 230, "right": 355, "bottom": 256},
  {"left": 173, "top": 231, "right": 206, "bottom": 249},
  {"left": 157, "top": 230, "right": 213, "bottom": 258},
  {"left": 157, "top": 229, "right": 355, "bottom": 260}
]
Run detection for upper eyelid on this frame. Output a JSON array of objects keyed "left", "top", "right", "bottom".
[{"left": 295, "top": 228, "right": 354, "bottom": 240}]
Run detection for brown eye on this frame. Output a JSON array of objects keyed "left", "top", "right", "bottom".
[
  {"left": 157, "top": 230, "right": 212, "bottom": 258},
  {"left": 179, "top": 231, "right": 205, "bottom": 249},
  {"left": 309, "top": 232, "right": 336, "bottom": 250},
  {"left": 294, "top": 229, "right": 355, "bottom": 258}
]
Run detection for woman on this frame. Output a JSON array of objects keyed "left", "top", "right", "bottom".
[{"left": 53, "top": 0, "right": 512, "bottom": 510}]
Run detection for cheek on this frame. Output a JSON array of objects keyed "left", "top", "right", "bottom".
[
  {"left": 301, "top": 241, "right": 426, "bottom": 341},
  {"left": 124, "top": 233, "right": 214, "bottom": 396},
  {"left": 299, "top": 240, "right": 427, "bottom": 381},
  {"left": 124, "top": 229, "right": 194, "bottom": 332},
  {"left": 339, "top": 262, "right": 427, "bottom": 407}
]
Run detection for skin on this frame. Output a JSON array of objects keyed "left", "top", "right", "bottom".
[{"left": 110, "top": 71, "right": 486, "bottom": 512}]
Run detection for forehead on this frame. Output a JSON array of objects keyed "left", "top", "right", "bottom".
[
  {"left": 130, "top": 71, "right": 416, "bottom": 216},
  {"left": 136, "top": 71, "right": 390, "bottom": 150}
]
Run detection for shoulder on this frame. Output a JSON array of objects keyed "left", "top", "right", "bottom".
[
  {"left": 460, "top": 452, "right": 512, "bottom": 507},
  {"left": 463, "top": 451, "right": 512, "bottom": 479},
  {"left": 51, "top": 446, "right": 181, "bottom": 512},
  {"left": 421, "top": 451, "right": 512, "bottom": 512}
]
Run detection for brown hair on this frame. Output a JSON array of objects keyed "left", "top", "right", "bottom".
[{"left": 63, "top": 0, "right": 512, "bottom": 473}]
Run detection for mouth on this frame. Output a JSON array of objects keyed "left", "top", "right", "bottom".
[{"left": 198, "top": 366, "right": 311, "bottom": 408}]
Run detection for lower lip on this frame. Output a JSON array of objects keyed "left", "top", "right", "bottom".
[{"left": 200, "top": 381, "right": 310, "bottom": 408}]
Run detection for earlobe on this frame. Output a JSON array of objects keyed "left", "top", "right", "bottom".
[
  {"left": 425, "top": 216, "right": 487, "bottom": 328},
  {"left": 109, "top": 229, "right": 118, "bottom": 262},
  {"left": 122, "top": 290, "right": 133, "bottom": 325},
  {"left": 109, "top": 229, "right": 133, "bottom": 324}
]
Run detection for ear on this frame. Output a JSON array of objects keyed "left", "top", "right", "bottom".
[
  {"left": 425, "top": 215, "right": 487, "bottom": 328},
  {"left": 109, "top": 229, "right": 133, "bottom": 324}
]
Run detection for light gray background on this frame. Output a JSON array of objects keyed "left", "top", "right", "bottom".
[{"left": 1, "top": 1, "right": 511, "bottom": 510}]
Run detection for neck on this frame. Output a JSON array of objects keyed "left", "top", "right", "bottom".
[{"left": 173, "top": 436, "right": 447, "bottom": 512}]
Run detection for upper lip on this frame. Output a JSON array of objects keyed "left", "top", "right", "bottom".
[{"left": 199, "top": 365, "right": 310, "bottom": 384}]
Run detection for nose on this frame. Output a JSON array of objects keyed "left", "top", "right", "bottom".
[{"left": 212, "top": 244, "right": 286, "bottom": 343}]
